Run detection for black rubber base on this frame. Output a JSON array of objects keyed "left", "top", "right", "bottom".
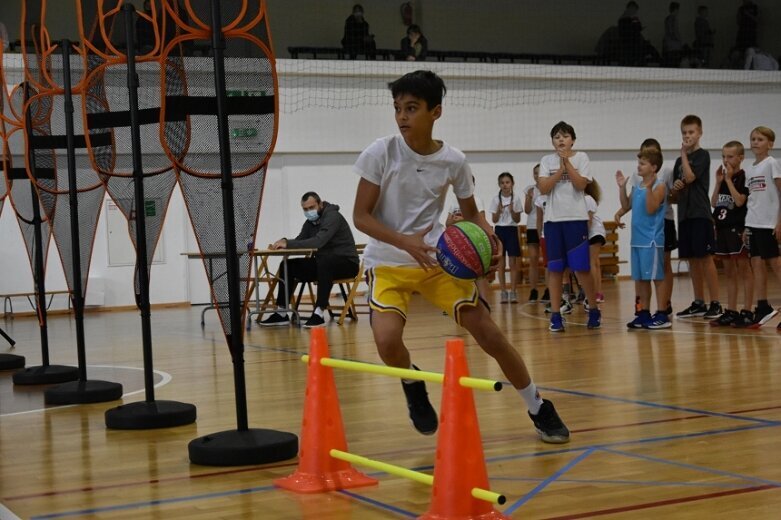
[
  {"left": 188, "top": 428, "right": 298, "bottom": 466},
  {"left": 0, "top": 354, "right": 25, "bottom": 371},
  {"left": 105, "top": 400, "right": 197, "bottom": 429},
  {"left": 44, "top": 379, "right": 124, "bottom": 405},
  {"left": 13, "top": 364, "right": 80, "bottom": 385}
]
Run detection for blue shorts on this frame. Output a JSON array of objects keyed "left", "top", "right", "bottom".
[
  {"left": 495, "top": 225, "right": 521, "bottom": 257},
  {"left": 543, "top": 220, "right": 590, "bottom": 273},
  {"left": 631, "top": 246, "right": 665, "bottom": 281}
]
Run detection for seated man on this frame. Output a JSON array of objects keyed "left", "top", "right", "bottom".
[{"left": 260, "top": 192, "right": 360, "bottom": 328}]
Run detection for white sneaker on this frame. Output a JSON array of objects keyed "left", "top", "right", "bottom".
[
  {"left": 500, "top": 290, "right": 509, "bottom": 304},
  {"left": 510, "top": 290, "right": 518, "bottom": 303}
]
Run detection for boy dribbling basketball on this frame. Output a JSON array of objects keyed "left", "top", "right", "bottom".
[{"left": 352, "top": 70, "right": 569, "bottom": 443}]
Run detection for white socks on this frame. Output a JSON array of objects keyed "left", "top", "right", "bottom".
[
  {"left": 314, "top": 307, "right": 325, "bottom": 318},
  {"left": 519, "top": 382, "right": 543, "bottom": 415}
]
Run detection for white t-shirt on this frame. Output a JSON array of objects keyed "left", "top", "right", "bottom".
[
  {"left": 444, "top": 191, "right": 485, "bottom": 223},
  {"left": 488, "top": 192, "right": 523, "bottom": 226},
  {"left": 534, "top": 194, "right": 548, "bottom": 235},
  {"left": 585, "top": 195, "right": 606, "bottom": 239},
  {"left": 745, "top": 156, "right": 781, "bottom": 229},
  {"left": 354, "top": 135, "right": 473, "bottom": 267},
  {"left": 522, "top": 184, "right": 541, "bottom": 230},
  {"left": 629, "top": 166, "right": 675, "bottom": 221},
  {"left": 539, "top": 151, "right": 591, "bottom": 222}
]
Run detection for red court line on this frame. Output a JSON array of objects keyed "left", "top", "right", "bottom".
[
  {"left": 8, "top": 404, "right": 779, "bottom": 502},
  {"left": 2, "top": 460, "right": 298, "bottom": 501},
  {"left": 541, "top": 485, "right": 777, "bottom": 519}
]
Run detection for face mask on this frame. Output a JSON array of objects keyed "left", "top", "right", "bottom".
[{"left": 304, "top": 209, "right": 319, "bottom": 221}]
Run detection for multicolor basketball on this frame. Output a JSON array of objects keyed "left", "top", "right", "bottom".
[{"left": 436, "top": 221, "right": 497, "bottom": 280}]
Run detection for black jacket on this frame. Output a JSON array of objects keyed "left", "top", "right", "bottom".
[{"left": 286, "top": 202, "right": 359, "bottom": 263}]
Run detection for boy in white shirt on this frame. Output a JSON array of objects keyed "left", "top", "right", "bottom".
[
  {"left": 734, "top": 126, "right": 781, "bottom": 328},
  {"left": 537, "top": 121, "right": 601, "bottom": 332},
  {"left": 352, "top": 70, "right": 569, "bottom": 443}
]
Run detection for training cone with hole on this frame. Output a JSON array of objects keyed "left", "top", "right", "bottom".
[
  {"left": 274, "top": 327, "right": 377, "bottom": 493},
  {"left": 420, "top": 339, "right": 509, "bottom": 520}
]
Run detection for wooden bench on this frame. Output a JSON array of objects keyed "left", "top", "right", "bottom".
[
  {"left": 2, "top": 290, "right": 71, "bottom": 318},
  {"left": 517, "top": 221, "right": 624, "bottom": 283}
]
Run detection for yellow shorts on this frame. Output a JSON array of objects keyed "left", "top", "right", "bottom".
[{"left": 366, "top": 266, "right": 479, "bottom": 324}]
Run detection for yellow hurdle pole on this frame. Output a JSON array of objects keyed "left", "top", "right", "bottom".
[
  {"left": 330, "top": 449, "right": 433, "bottom": 486},
  {"left": 300, "top": 356, "right": 502, "bottom": 392},
  {"left": 329, "top": 450, "right": 506, "bottom": 505}
]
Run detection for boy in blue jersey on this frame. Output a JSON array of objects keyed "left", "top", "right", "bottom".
[{"left": 617, "top": 147, "right": 670, "bottom": 329}]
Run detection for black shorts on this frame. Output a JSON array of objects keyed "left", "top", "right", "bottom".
[
  {"left": 495, "top": 225, "right": 521, "bottom": 257},
  {"left": 714, "top": 226, "right": 746, "bottom": 256},
  {"left": 589, "top": 235, "right": 606, "bottom": 246},
  {"left": 678, "top": 218, "right": 715, "bottom": 259},
  {"left": 746, "top": 227, "right": 780, "bottom": 259},
  {"left": 526, "top": 228, "right": 540, "bottom": 245},
  {"left": 664, "top": 219, "right": 678, "bottom": 252}
]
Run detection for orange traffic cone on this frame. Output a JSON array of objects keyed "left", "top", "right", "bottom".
[
  {"left": 420, "top": 339, "right": 509, "bottom": 520},
  {"left": 274, "top": 327, "right": 377, "bottom": 493}
]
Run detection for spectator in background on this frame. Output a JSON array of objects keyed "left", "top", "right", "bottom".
[
  {"left": 735, "top": 0, "right": 759, "bottom": 52},
  {"left": 400, "top": 24, "right": 428, "bottom": 61},
  {"left": 694, "top": 6, "right": 715, "bottom": 67},
  {"left": 341, "top": 4, "right": 376, "bottom": 59},
  {"left": 662, "top": 2, "right": 683, "bottom": 67},
  {"left": 618, "top": 2, "right": 660, "bottom": 66},
  {"left": 744, "top": 47, "right": 779, "bottom": 70}
]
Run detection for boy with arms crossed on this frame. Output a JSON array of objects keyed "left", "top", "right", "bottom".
[{"left": 352, "top": 71, "right": 569, "bottom": 443}]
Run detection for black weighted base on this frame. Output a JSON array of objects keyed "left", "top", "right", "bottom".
[
  {"left": 188, "top": 428, "right": 298, "bottom": 466},
  {"left": 0, "top": 354, "right": 25, "bottom": 371},
  {"left": 44, "top": 379, "right": 124, "bottom": 405},
  {"left": 105, "top": 400, "right": 197, "bottom": 429},
  {"left": 13, "top": 364, "right": 80, "bottom": 385}
]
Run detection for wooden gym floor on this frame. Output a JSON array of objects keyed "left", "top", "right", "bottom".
[{"left": 1, "top": 277, "right": 781, "bottom": 519}]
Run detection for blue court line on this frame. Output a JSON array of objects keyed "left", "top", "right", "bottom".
[
  {"left": 503, "top": 448, "right": 596, "bottom": 516},
  {"left": 538, "top": 386, "right": 780, "bottom": 425},
  {"left": 29, "top": 485, "right": 276, "bottom": 519},
  {"left": 246, "top": 342, "right": 781, "bottom": 427},
  {"left": 338, "top": 490, "right": 417, "bottom": 518},
  {"left": 597, "top": 446, "right": 781, "bottom": 488},
  {"left": 490, "top": 476, "right": 748, "bottom": 489}
]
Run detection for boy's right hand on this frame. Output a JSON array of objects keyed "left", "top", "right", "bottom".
[
  {"left": 400, "top": 226, "right": 439, "bottom": 269},
  {"left": 615, "top": 170, "right": 627, "bottom": 188}
]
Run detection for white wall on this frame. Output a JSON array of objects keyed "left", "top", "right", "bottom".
[{"left": 1, "top": 56, "right": 780, "bottom": 309}]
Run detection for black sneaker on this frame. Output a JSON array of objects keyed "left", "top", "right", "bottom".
[
  {"left": 575, "top": 288, "right": 586, "bottom": 303},
  {"left": 401, "top": 367, "right": 438, "bottom": 435},
  {"left": 711, "top": 309, "right": 738, "bottom": 327},
  {"left": 259, "top": 313, "right": 290, "bottom": 327},
  {"left": 665, "top": 303, "right": 673, "bottom": 316},
  {"left": 731, "top": 309, "right": 755, "bottom": 328},
  {"left": 703, "top": 301, "right": 723, "bottom": 320},
  {"left": 540, "top": 288, "right": 550, "bottom": 303},
  {"left": 752, "top": 306, "right": 779, "bottom": 328},
  {"left": 528, "top": 399, "right": 570, "bottom": 444},
  {"left": 676, "top": 301, "right": 707, "bottom": 319},
  {"left": 303, "top": 314, "right": 326, "bottom": 328},
  {"left": 528, "top": 289, "right": 539, "bottom": 303}
]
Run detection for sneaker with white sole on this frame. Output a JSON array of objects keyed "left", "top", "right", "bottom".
[
  {"left": 528, "top": 399, "right": 570, "bottom": 444},
  {"left": 500, "top": 290, "right": 509, "bottom": 304},
  {"left": 549, "top": 312, "right": 565, "bottom": 332},
  {"left": 702, "top": 301, "right": 723, "bottom": 320},
  {"left": 303, "top": 314, "right": 326, "bottom": 328},
  {"left": 646, "top": 312, "right": 672, "bottom": 329},
  {"left": 676, "top": 300, "right": 707, "bottom": 319},
  {"left": 259, "top": 312, "right": 290, "bottom": 327},
  {"left": 752, "top": 306, "right": 778, "bottom": 328}
]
